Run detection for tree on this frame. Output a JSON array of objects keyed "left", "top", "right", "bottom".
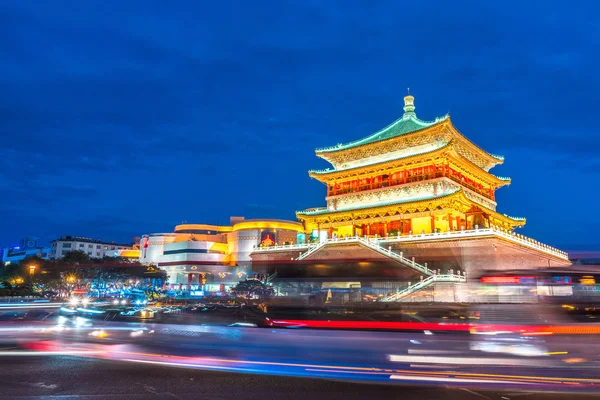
[
  {"left": 61, "top": 250, "right": 92, "bottom": 265},
  {"left": 0, "top": 255, "right": 45, "bottom": 280},
  {"left": 230, "top": 279, "right": 275, "bottom": 299},
  {"left": 98, "top": 255, "right": 135, "bottom": 264}
]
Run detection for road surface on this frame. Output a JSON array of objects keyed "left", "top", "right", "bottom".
[{"left": 0, "top": 355, "right": 597, "bottom": 400}]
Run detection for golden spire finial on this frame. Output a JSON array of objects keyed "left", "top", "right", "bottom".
[{"left": 403, "top": 88, "right": 415, "bottom": 117}]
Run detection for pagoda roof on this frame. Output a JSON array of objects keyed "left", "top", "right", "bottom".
[
  {"left": 309, "top": 140, "right": 451, "bottom": 176},
  {"left": 316, "top": 114, "right": 449, "bottom": 154},
  {"left": 493, "top": 175, "right": 512, "bottom": 184},
  {"left": 503, "top": 214, "right": 526, "bottom": 222},
  {"left": 308, "top": 140, "right": 510, "bottom": 188},
  {"left": 296, "top": 188, "right": 525, "bottom": 228},
  {"left": 314, "top": 95, "right": 505, "bottom": 171},
  {"left": 296, "top": 188, "right": 460, "bottom": 216}
]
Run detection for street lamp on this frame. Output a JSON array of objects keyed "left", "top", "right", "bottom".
[
  {"left": 64, "top": 274, "right": 76, "bottom": 297},
  {"left": 28, "top": 265, "right": 36, "bottom": 292}
]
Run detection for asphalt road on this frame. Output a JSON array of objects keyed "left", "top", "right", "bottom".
[{"left": 0, "top": 355, "right": 597, "bottom": 400}]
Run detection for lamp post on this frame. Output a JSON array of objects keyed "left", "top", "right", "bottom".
[
  {"left": 28, "top": 265, "right": 36, "bottom": 293},
  {"left": 65, "top": 275, "right": 76, "bottom": 297}
]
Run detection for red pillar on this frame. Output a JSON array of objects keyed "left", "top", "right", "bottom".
[
  {"left": 430, "top": 215, "right": 435, "bottom": 233},
  {"left": 352, "top": 223, "right": 356, "bottom": 236},
  {"left": 367, "top": 224, "right": 371, "bottom": 236}
]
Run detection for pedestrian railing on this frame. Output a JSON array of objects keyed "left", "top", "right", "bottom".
[
  {"left": 251, "top": 226, "right": 568, "bottom": 261},
  {"left": 382, "top": 274, "right": 467, "bottom": 302}
]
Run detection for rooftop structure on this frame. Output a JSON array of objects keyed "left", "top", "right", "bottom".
[
  {"left": 50, "top": 236, "right": 132, "bottom": 259},
  {"left": 1, "top": 237, "right": 51, "bottom": 266}
]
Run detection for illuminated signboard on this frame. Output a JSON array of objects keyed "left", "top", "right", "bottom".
[{"left": 260, "top": 230, "right": 276, "bottom": 246}]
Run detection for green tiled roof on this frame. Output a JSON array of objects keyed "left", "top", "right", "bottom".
[
  {"left": 309, "top": 141, "right": 450, "bottom": 175},
  {"left": 316, "top": 114, "right": 449, "bottom": 153},
  {"left": 296, "top": 188, "right": 460, "bottom": 216}
]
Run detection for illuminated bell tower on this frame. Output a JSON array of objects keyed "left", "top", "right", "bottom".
[{"left": 298, "top": 92, "right": 524, "bottom": 238}]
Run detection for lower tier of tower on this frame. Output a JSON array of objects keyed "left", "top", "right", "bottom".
[{"left": 252, "top": 232, "right": 569, "bottom": 273}]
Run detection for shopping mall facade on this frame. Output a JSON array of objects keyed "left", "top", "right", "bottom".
[{"left": 139, "top": 217, "right": 302, "bottom": 295}]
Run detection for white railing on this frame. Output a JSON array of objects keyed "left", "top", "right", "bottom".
[
  {"left": 297, "top": 240, "right": 329, "bottom": 260},
  {"left": 355, "top": 236, "right": 433, "bottom": 275},
  {"left": 382, "top": 274, "right": 467, "bottom": 302},
  {"left": 380, "top": 226, "right": 569, "bottom": 261},
  {"left": 252, "top": 243, "right": 310, "bottom": 252},
  {"left": 253, "top": 235, "right": 433, "bottom": 275}
]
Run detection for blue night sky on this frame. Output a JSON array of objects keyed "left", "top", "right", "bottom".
[{"left": 1, "top": 1, "right": 599, "bottom": 251}]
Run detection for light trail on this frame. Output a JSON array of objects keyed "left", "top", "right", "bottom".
[
  {"left": 111, "top": 350, "right": 599, "bottom": 388},
  {"left": 0, "top": 350, "right": 105, "bottom": 356},
  {"left": 272, "top": 319, "right": 600, "bottom": 335},
  {"left": 6, "top": 341, "right": 600, "bottom": 391},
  {"left": 0, "top": 303, "right": 62, "bottom": 309},
  {"left": 388, "top": 354, "right": 552, "bottom": 367}
]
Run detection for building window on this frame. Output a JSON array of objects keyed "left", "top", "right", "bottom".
[
  {"left": 95, "top": 252, "right": 100, "bottom": 257},
  {"left": 110, "top": 246, "right": 115, "bottom": 250},
  {"left": 96, "top": 245, "right": 101, "bottom": 249},
  {"left": 88, "top": 244, "right": 93, "bottom": 248},
  {"left": 103, "top": 246, "right": 108, "bottom": 250},
  {"left": 63, "top": 243, "right": 72, "bottom": 249},
  {"left": 79, "top": 243, "right": 84, "bottom": 248}
]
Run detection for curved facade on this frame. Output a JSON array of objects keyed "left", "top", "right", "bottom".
[{"left": 140, "top": 217, "right": 302, "bottom": 294}]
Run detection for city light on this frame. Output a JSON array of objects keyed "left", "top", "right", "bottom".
[{"left": 0, "top": 5, "right": 597, "bottom": 398}]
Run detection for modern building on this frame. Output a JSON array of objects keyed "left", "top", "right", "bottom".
[
  {"left": 251, "top": 94, "right": 571, "bottom": 302},
  {"left": 49, "top": 236, "right": 131, "bottom": 260},
  {"left": 1, "top": 237, "right": 51, "bottom": 266},
  {"left": 140, "top": 217, "right": 303, "bottom": 294}
]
